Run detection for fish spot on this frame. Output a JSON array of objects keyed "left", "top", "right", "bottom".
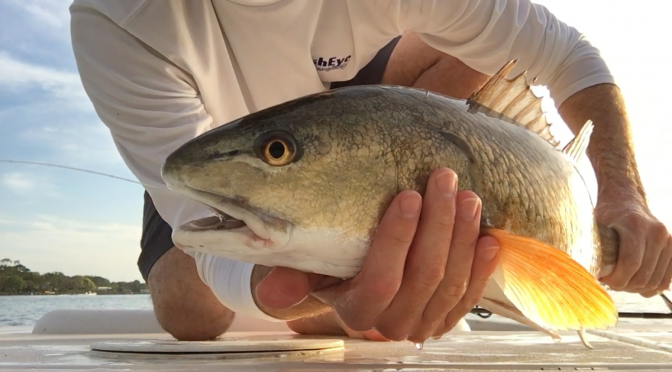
[{"left": 414, "top": 172, "right": 430, "bottom": 192}]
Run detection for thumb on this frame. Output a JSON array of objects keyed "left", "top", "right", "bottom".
[
  {"left": 254, "top": 267, "right": 312, "bottom": 309},
  {"left": 303, "top": 273, "right": 348, "bottom": 306},
  {"left": 310, "top": 281, "right": 349, "bottom": 308}
]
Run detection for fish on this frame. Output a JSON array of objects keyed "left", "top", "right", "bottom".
[{"left": 160, "top": 60, "right": 620, "bottom": 348}]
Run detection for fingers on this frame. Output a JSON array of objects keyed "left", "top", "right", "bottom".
[
  {"left": 405, "top": 190, "right": 482, "bottom": 342},
  {"left": 312, "top": 189, "right": 422, "bottom": 331},
  {"left": 437, "top": 235, "right": 500, "bottom": 336},
  {"left": 374, "top": 168, "right": 458, "bottom": 340},
  {"left": 601, "top": 212, "right": 671, "bottom": 294},
  {"left": 637, "top": 236, "right": 672, "bottom": 295},
  {"left": 286, "top": 310, "right": 345, "bottom": 336},
  {"left": 659, "top": 250, "right": 672, "bottom": 293},
  {"left": 626, "top": 224, "right": 667, "bottom": 292},
  {"left": 255, "top": 267, "right": 312, "bottom": 309},
  {"left": 602, "top": 223, "right": 645, "bottom": 290},
  {"left": 333, "top": 312, "right": 392, "bottom": 341},
  {"left": 288, "top": 309, "right": 391, "bottom": 342},
  {"left": 647, "top": 236, "right": 672, "bottom": 294}
]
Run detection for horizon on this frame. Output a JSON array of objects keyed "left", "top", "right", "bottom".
[{"left": 1, "top": 0, "right": 670, "bottom": 282}]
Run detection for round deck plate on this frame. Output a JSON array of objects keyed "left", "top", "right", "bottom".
[{"left": 90, "top": 334, "right": 345, "bottom": 354}]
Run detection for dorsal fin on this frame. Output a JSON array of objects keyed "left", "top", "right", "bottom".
[
  {"left": 562, "top": 120, "right": 594, "bottom": 163},
  {"left": 466, "top": 59, "right": 559, "bottom": 148}
]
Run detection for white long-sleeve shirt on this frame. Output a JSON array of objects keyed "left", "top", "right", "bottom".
[{"left": 69, "top": 0, "right": 614, "bottom": 320}]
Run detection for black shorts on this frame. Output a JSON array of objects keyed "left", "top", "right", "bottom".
[{"left": 138, "top": 36, "right": 402, "bottom": 281}]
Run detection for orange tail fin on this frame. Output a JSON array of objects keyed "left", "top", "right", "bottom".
[{"left": 483, "top": 228, "right": 618, "bottom": 332}]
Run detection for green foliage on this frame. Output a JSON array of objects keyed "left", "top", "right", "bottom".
[
  {"left": 88, "top": 276, "right": 111, "bottom": 287},
  {"left": 0, "top": 275, "right": 25, "bottom": 293},
  {"left": 0, "top": 258, "right": 147, "bottom": 295}
]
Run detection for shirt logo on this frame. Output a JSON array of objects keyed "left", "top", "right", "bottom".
[{"left": 313, "top": 55, "right": 351, "bottom": 72}]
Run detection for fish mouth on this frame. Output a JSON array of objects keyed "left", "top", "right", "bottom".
[{"left": 171, "top": 187, "right": 292, "bottom": 250}]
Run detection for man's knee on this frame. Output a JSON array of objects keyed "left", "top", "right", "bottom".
[
  {"left": 382, "top": 31, "right": 491, "bottom": 99},
  {"left": 147, "top": 247, "right": 235, "bottom": 341}
]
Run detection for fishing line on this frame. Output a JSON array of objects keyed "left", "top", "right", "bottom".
[
  {"left": 4, "top": 160, "right": 670, "bottom": 319},
  {"left": 0, "top": 159, "right": 159, "bottom": 188}
]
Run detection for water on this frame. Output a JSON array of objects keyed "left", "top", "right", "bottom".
[
  {"left": 0, "top": 291, "right": 668, "bottom": 328},
  {"left": 0, "top": 294, "right": 153, "bottom": 327}
]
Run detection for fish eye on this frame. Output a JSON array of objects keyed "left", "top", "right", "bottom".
[{"left": 254, "top": 131, "right": 298, "bottom": 166}]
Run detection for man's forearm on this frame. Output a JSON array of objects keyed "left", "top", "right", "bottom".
[
  {"left": 250, "top": 265, "right": 333, "bottom": 321},
  {"left": 557, "top": 83, "right": 647, "bottom": 204}
]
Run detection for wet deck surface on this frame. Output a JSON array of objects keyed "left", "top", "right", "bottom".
[{"left": 2, "top": 326, "right": 672, "bottom": 371}]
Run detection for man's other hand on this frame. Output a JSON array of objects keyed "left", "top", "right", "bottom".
[{"left": 597, "top": 194, "right": 672, "bottom": 297}]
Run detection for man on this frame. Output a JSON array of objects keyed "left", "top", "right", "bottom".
[{"left": 69, "top": 0, "right": 671, "bottom": 343}]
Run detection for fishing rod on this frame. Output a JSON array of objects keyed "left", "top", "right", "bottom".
[
  {"left": 471, "top": 301, "right": 672, "bottom": 319},
  {"left": 662, "top": 293, "right": 672, "bottom": 311}
]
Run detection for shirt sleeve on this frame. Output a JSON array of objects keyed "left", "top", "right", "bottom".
[
  {"left": 70, "top": 3, "right": 213, "bottom": 229},
  {"left": 375, "top": 0, "right": 615, "bottom": 108},
  {"left": 69, "top": 3, "right": 282, "bottom": 322}
]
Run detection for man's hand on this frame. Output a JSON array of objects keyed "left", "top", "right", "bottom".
[
  {"left": 595, "top": 194, "right": 672, "bottom": 297},
  {"left": 253, "top": 168, "right": 500, "bottom": 343},
  {"left": 558, "top": 83, "right": 672, "bottom": 297},
  {"left": 286, "top": 309, "right": 391, "bottom": 341}
]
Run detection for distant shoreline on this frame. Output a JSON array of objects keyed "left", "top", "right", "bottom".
[
  {"left": 0, "top": 292, "right": 149, "bottom": 297},
  {"left": 1, "top": 258, "right": 149, "bottom": 296}
]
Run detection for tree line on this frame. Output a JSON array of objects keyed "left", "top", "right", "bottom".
[{"left": 0, "top": 258, "right": 147, "bottom": 295}]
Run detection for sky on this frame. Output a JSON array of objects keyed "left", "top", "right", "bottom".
[{"left": 1, "top": 0, "right": 671, "bottom": 282}]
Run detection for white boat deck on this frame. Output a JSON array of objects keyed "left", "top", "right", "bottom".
[{"left": 1, "top": 310, "right": 671, "bottom": 371}]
